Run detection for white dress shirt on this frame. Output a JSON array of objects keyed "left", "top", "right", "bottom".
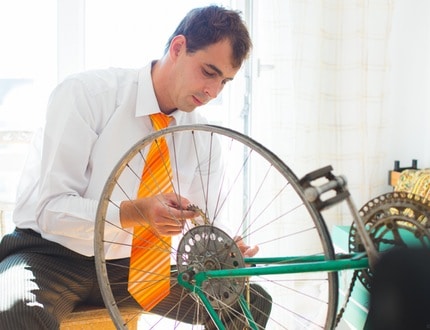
[{"left": 13, "top": 63, "right": 225, "bottom": 259}]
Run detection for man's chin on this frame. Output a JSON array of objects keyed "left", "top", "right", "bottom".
[{"left": 179, "top": 105, "right": 198, "bottom": 113}]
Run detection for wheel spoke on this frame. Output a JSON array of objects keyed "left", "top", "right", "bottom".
[{"left": 94, "top": 125, "right": 337, "bottom": 329}]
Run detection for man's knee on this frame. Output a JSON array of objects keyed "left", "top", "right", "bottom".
[
  {"left": 250, "top": 283, "right": 272, "bottom": 327},
  {"left": 0, "top": 301, "right": 59, "bottom": 330},
  {"left": 0, "top": 255, "right": 60, "bottom": 329}
]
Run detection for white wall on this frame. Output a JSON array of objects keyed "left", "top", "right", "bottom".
[{"left": 387, "top": 0, "right": 430, "bottom": 169}]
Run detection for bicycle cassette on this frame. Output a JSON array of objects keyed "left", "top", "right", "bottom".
[
  {"left": 349, "top": 191, "right": 430, "bottom": 290},
  {"left": 176, "top": 225, "right": 246, "bottom": 309}
]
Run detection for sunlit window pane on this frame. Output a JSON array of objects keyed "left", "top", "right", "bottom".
[
  {"left": 0, "top": 0, "right": 246, "bottom": 235},
  {"left": 0, "top": 1, "right": 57, "bottom": 234},
  {"left": 84, "top": 0, "right": 229, "bottom": 69}
]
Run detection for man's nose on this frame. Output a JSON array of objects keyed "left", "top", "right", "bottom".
[{"left": 204, "top": 80, "right": 224, "bottom": 99}]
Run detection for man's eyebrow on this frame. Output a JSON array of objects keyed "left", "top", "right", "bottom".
[{"left": 206, "top": 64, "right": 234, "bottom": 81}]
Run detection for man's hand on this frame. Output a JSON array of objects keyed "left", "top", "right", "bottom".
[
  {"left": 234, "top": 236, "right": 259, "bottom": 257},
  {"left": 120, "top": 193, "right": 198, "bottom": 236}
]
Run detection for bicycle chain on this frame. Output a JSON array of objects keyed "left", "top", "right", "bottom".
[{"left": 335, "top": 269, "right": 359, "bottom": 328}]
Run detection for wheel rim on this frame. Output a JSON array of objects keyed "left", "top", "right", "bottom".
[{"left": 94, "top": 124, "right": 337, "bottom": 329}]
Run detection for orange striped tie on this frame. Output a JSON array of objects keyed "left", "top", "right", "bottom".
[{"left": 128, "top": 113, "right": 173, "bottom": 311}]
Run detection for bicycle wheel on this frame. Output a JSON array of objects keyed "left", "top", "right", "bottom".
[{"left": 94, "top": 124, "right": 338, "bottom": 329}]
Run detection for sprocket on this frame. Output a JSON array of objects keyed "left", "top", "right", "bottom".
[
  {"left": 349, "top": 191, "right": 430, "bottom": 290},
  {"left": 176, "top": 225, "right": 246, "bottom": 309}
]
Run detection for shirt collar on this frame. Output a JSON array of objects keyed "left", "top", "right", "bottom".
[
  {"left": 135, "top": 62, "right": 183, "bottom": 124},
  {"left": 136, "top": 62, "right": 160, "bottom": 118}
]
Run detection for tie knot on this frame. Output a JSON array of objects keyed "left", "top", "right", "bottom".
[{"left": 150, "top": 113, "right": 172, "bottom": 131}]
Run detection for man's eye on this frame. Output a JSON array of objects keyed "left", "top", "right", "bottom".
[{"left": 203, "top": 69, "right": 215, "bottom": 77}]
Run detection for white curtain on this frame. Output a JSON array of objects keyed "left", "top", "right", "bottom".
[{"left": 251, "top": 0, "right": 396, "bottom": 227}]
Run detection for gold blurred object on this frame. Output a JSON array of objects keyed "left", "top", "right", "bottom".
[{"left": 186, "top": 204, "right": 210, "bottom": 225}]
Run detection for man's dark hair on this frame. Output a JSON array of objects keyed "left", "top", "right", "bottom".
[{"left": 165, "top": 5, "right": 252, "bottom": 68}]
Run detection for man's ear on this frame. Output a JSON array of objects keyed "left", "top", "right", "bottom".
[{"left": 169, "top": 35, "right": 186, "bottom": 60}]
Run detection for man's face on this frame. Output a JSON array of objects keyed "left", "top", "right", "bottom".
[{"left": 171, "top": 38, "right": 240, "bottom": 112}]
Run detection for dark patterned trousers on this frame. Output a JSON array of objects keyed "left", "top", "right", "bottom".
[{"left": 0, "top": 228, "right": 272, "bottom": 329}]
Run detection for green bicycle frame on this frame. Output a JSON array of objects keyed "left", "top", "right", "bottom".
[{"left": 177, "top": 252, "right": 369, "bottom": 329}]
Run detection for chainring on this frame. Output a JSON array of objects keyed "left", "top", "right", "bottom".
[
  {"left": 349, "top": 191, "right": 430, "bottom": 290},
  {"left": 176, "top": 225, "right": 246, "bottom": 309}
]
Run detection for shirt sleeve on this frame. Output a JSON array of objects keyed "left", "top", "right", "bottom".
[{"left": 35, "top": 75, "right": 117, "bottom": 243}]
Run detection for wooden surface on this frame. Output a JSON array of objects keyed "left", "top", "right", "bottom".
[{"left": 60, "top": 306, "right": 141, "bottom": 330}]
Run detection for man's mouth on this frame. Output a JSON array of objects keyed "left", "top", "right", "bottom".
[{"left": 192, "top": 95, "right": 204, "bottom": 106}]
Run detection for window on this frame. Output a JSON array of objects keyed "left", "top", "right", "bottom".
[
  {"left": 0, "top": 0, "right": 244, "bottom": 234},
  {"left": 0, "top": 1, "right": 57, "bottom": 234},
  {"left": 83, "top": 0, "right": 243, "bottom": 126}
]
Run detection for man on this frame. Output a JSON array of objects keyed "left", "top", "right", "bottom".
[{"left": 0, "top": 5, "right": 271, "bottom": 329}]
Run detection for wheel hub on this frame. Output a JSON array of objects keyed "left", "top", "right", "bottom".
[{"left": 177, "top": 225, "right": 246, "bottom": 309}]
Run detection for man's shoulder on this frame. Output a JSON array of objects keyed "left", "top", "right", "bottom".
[
  {"left": 67, "top": 67, "right": 138, "bottom": 84},
  {"left": 59, "top": 67, "right": 140, "bottom": 96}
]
